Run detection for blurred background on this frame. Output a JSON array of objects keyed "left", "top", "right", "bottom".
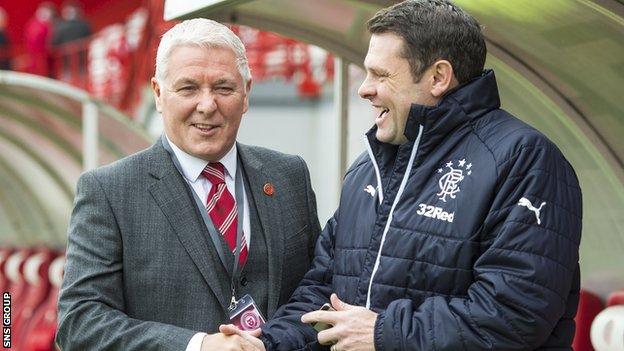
[{"left": 0, "top": 0, "right": 622, "bottom": 350}]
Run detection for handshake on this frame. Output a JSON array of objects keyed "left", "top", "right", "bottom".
[
  {"left": 200, "top": 324, "right": 265, "bottom": 351},
  {"left": 200, "top": 294, "right": 377, "bottom": 351}
]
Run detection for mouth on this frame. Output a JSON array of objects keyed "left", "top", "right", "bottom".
[
  {"left": 192, "top": 123, "right": 220, "bottom": 135},
  {"left": 375, "top": 107, "right": 389, "bottom": 122}
]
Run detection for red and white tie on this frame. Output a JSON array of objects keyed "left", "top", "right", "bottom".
[{"left": 202, "top": 162, "right": 247, "bottom": 265}]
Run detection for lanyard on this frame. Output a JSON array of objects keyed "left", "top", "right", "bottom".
[{"left": 161, "top": 135, "right": 246, "bottom": 308}]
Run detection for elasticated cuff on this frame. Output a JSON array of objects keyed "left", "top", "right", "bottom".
[{"left": 374, "top": 311, "right": 386, "bottom": 351}]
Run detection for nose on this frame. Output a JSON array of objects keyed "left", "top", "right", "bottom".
[
  {"left": 196, "top": 88, "right": 217, "bottom": 114},
  {"left": 358, "top": 75, "right": 375, "bottom": 100}
]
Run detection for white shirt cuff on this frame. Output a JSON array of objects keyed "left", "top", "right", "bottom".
[{"left": 186, "top": 332, "right": 208, "bottom": 351}]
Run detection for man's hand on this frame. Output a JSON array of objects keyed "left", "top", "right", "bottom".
[
  {"left": 301, "top": 293, "right": 377, "bottom": 351},
  {"left": 218, "top": 324, "right": 265, "bottom": 351},
  {"left": 200, "top": 331, "right": 262, "bottom": 351}
]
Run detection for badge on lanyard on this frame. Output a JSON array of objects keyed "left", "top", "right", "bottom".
[{"left": 227, "top": 294, "right": 266, "bottom": 331}]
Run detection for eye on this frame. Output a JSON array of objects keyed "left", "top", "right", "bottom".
[
  {"left": 368, "top": 70, "right": 388, "bottom": 81},
  {"left": 376, "top": 72, "right": 389, "bottom": 79},
  {"left": 215, "top": 86, "right": 235, "bottom": 94},
  {"left": 175, "top": 86, "right": 197, "bottom": 94}
]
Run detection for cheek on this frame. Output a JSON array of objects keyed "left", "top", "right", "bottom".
[
  {"left": 220, "top": 97, "right": 246, "bottom": 120},
  {"left": 166, "top": 97, "right": 195, "bottom": 116},
  {"left": 384, "top": 80, "right": 402, "bottom": 95}
]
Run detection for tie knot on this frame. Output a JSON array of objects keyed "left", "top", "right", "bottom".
[{"left": 202, "top": 162, "right": 226, "bottom": 184}]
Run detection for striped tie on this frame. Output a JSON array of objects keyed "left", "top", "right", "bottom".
[{"left": 202, "top": 162, "right": 247, "bottom": 265}]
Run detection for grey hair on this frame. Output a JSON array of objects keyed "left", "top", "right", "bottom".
[{"left": 155, "top": 18, "right": 251, "bottom": 85}]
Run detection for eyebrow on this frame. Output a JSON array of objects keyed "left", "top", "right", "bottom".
[
  {"left": 367, "top": 66, "right": 390, "bottom": 76},
  {"left": 171, "top": 78, "right": 198, "bottom": 87},
  {"left": 213, "top": 78, "right": 236, "bottom": 86}
]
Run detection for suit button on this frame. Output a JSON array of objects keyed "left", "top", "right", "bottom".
[{"left": 240, "top": 276, "right": 248, "bottom": 286}]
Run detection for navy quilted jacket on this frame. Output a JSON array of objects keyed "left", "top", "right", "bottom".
[{"left": 261, "top": 70, "right": 582, "bottom": 350}]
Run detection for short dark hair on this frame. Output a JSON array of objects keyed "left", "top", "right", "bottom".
[{"left": 367, "top": 0, "right": 486, "bottom": 84}]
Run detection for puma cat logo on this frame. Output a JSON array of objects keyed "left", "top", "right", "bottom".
[
  {"left": 364, "top": 185, "right": 376, "bottom": 197},
  {"left": 518, "top": 197, "right": 546, "bottom": 225}
]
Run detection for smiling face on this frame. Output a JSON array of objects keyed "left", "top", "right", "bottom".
[
  {"left": 358, "top": 32, "right": 437, "bottom": 145},
  {"left": 152, "top": 45, "right": 251, "bottom": 161}
]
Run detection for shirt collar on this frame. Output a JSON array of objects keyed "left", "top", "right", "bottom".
[{"left": 165, "top": 134, "right": 237, "bottom": 182}]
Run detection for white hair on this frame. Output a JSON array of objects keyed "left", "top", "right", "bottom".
[{"left": 155, "top": 18, "right": 251, "bottom": 85}]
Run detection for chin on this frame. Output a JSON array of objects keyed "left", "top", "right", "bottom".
[{"left": 375, "top": 131, "right": 391, "bottom": 143}]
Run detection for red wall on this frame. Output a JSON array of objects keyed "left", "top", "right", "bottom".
[{"left": 3, "top": 0, "right": 144, "bottom": 55}]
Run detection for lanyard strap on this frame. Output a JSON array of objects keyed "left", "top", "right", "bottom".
[{"left": 161, "top": 136, "right": 246, "bottom": 305}]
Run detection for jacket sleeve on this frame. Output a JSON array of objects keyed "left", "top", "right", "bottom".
[
  {"left": 260, "top": 212, "right": 337, "bottom": 351},
  {"left": 56, "top": 171, "right": 197, "bottom": 351},
  {"left": 375, "top": 144, "right": 582, "bottom": 351}
]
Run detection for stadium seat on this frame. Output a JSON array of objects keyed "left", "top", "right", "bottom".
[
  {"left": 590, "top": 305, "right": 624, "bottom": 351},
  {"left": 606, "top": 290, "right": 624, "bottom": 307},
  {"left": 22, "top": 253, "right": 65, "bottom": 351},
  {"left": 573, "top": 289, "right": 604, "bottom": 351},
  {"left": 0, "top": 248, "right": 12, "bottom": 293},
  {"left": 4, "top": 248, "right": 33, "bottom": 349},
  {"left": 15, "top": 249, "right": 55, "bottom": 348}
]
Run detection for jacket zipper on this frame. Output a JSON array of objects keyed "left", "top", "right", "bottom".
[{"left": 365, "top": 125, "right": 424, "bottom": 309}]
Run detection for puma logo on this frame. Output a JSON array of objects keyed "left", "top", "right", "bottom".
[
  {"left": 364, "top": 185, "right": 376, "bottom": 197},
  {"left": 518, "top": 197, "right": 546, "bottom": 225}
]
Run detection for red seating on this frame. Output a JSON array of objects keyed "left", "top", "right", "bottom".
[
  {"left": 0, "top": 248, "right": 13, "bottom": 293},
  {"left": 0, "top": 247, "right": 66, "bottom": 351},
  {"left": 606, "top": 290, "right": 624, "bottom": 307},
  {"left": 573, "top": 289, "right": 604, "bottom": 351},
  {"left": 15, "top": 249, "right": 55, "bottom": 348},
  {"left": 4, "top": 249, "right": 33, "bottom": 349},
  {"left": 22, "top": 254, "right": 65, "bottom": 351},
  {"left": 6, "top": 249, "right": 32, "bottom": 307}
]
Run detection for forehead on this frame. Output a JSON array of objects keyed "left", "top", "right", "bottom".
[
  {"left": 165, "top": 45, "right": 241, "bottom": 83},
  {"left": 363, "top": 32, "right": 407, "bottom": 68}
]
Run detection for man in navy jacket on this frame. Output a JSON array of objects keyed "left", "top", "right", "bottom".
[{"left": 225, "top": 1, "right": 582, "bottom": 350}]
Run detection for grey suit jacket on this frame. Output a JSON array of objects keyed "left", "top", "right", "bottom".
[{"left": 56, "top": 140, "right": 321, "bottom": 350}]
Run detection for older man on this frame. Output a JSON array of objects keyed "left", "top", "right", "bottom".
[
  {"left": 56, "top": 19, "right": 320, "bottom": 351},
  {"left": 226, "top": 1, "right": 581, "bottom": 350}
]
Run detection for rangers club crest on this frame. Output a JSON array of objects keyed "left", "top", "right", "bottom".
[{"left": 436, "top": 159, "right": 472, "bottom": 202}]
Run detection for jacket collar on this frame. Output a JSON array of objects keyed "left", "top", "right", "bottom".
[{"left": 404, "top": 69, "right": 500, "bottom": 142}]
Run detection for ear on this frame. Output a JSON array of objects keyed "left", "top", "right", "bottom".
[
  {"left": 151, "top": 77, "right": 163, "bottom": 113},
  {"left": 430, "top": 60, "right": 459, "bottom": 98},
  {"left": 242, "top": 77, "right": 253, "bottom": 114}
]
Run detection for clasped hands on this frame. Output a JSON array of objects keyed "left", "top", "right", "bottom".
[{"left": 213, "top": 293, "right": 377, "bottom": 351}]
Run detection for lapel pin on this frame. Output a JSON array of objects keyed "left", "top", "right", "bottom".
[{"left": 263, "top": 182, "right": 274, "bottom": 196}]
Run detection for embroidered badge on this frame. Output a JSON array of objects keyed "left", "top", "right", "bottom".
[{"left": 436, "top": 159, "right": 472, "bottom": 202}]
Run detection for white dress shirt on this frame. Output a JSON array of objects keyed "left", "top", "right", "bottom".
[{"left": 166, "top": 135, "right": 251, "bottom": 351}]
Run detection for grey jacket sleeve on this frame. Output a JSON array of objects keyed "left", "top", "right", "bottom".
[
  {"left": 375, "top": 145, "right": 582, "bottom": 351},
  {"left": 56, "top": 171, "right": 197, "bottom": 351}
]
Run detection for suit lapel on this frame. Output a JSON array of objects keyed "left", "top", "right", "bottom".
[
  {"left": 238, "top": 143, "right": 285, "bottom": 316},
  {"left": 146, "top": 142, "right": 230, "bottom": 311}
]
